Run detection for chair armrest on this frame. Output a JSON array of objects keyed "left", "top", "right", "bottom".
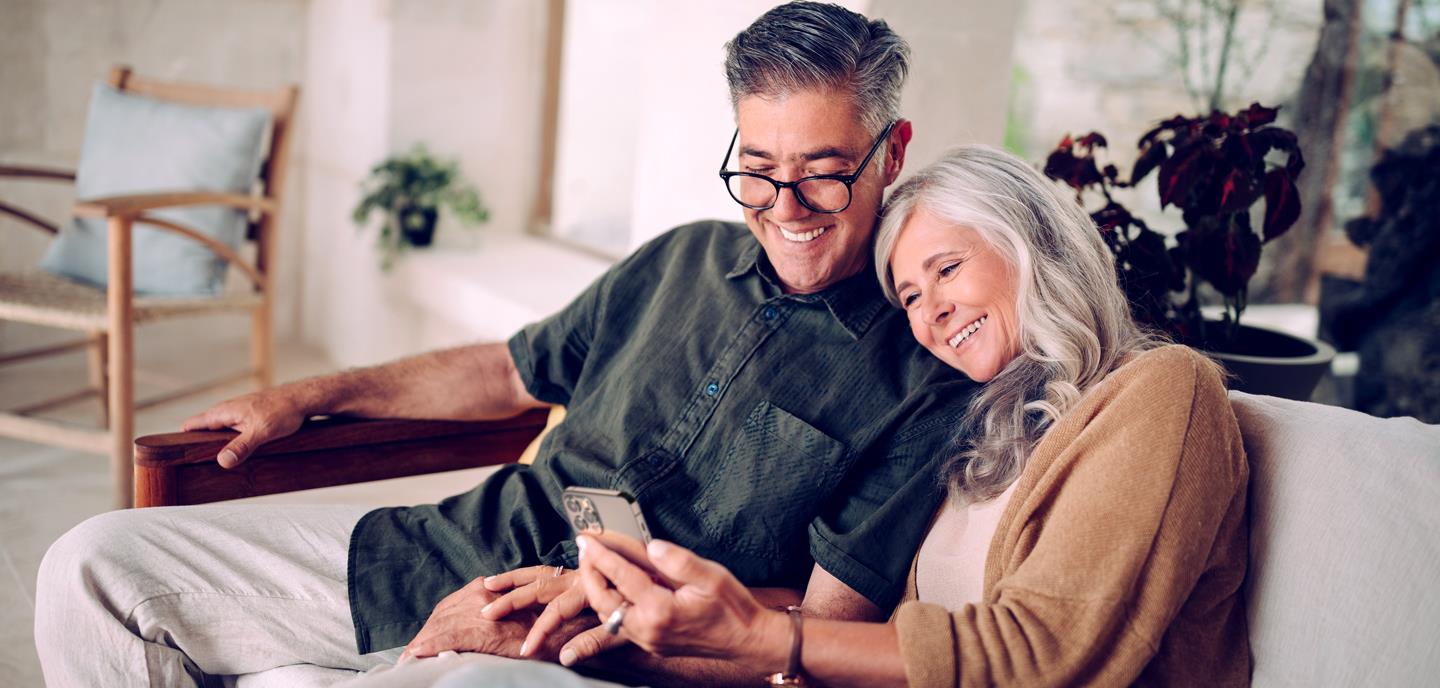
[
  {"left": 0, "top": 165, "right": 75, "bottom": 235},
  {"left": 75, "top": 191, "right": 276, "bottom": 218},
  {"left": 0, "top": 164, "right": 76, "bottom": 182},
  {"left": 133, "top": 409, "right": 550, "bottom": 508}
]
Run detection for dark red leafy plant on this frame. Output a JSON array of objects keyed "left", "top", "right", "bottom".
[{"left": 1043, "top": 103, "right": 1305, "bottom": 348}]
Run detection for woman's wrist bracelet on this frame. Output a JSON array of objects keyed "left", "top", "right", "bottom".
[{"left": 766, "top": 606, "right": 806, "bottom": 686}]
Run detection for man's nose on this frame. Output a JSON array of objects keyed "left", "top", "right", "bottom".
[{"left": 767, "top": 185, "right": 812, "bottom": 223}]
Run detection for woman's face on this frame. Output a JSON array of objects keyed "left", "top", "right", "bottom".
[{"left": 890, "top": 208, "right": 1022, "bottom": 382}]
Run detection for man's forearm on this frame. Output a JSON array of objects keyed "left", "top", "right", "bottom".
[{"left": 285, "top": 342, "right": 543, "bottom": 420}]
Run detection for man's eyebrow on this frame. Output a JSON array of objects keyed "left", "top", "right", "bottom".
[{"left": 738, "top": 145, "right": 857, "bottom": 164}]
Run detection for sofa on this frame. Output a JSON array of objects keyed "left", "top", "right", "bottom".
[
  {"left": 1231, "top": 392, "right": 1440, "bottom": 686},
  {"left": 136, "top": 394, "right": 1440, "bottom": 686}
]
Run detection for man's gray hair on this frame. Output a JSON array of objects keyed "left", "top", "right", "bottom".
[{"left": 724, "top": 1, "right": 910, "bottom": 134}]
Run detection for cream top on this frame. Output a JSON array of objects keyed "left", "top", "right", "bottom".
[{"left": 913, "top": 480, "right": 1019, "bottom": 608}]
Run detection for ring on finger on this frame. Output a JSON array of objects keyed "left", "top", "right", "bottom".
[
  {"left": 552, "top": 565, "right": 565, "bottom": 578},
  {"left": 602, "top": 600, "right": 631, "bottom": 635}
]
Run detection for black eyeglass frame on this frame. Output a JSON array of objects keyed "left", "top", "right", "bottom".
[{"left": 717, "top": 120, "right": 897, "bottom": 214}]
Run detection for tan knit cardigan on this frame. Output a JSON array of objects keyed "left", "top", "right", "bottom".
[{"left": 892, "top": 345, "right": 1251, "bottom": 687}]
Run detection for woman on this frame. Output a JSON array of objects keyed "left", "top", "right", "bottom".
[{"left": 569, "top": 145, "right": 1251, "bottom": 687}]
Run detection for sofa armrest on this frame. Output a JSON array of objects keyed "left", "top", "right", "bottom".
[{"left": 132, "top": 409, "right": 550, "bottom": 508}]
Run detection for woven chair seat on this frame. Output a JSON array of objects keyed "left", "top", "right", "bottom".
[{"left": 0, "top": 270, "right": 261, "bottom": 331}]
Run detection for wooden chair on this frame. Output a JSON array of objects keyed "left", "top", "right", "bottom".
[
  {"left": 0, "top": 66, "right": 299, "bottom": 508},
  {"left": 132, "top": 410, "right": 554, "bottom": 508}
]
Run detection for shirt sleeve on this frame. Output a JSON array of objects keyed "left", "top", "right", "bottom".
[
  {"left": 506, "top": 246, "right": 646, "bottom": 406},
  {"left": 808, "top": 398, "right": 967, "bottom": 612},
  {"left": 892, "top": 348, "right": 1249, "bottom": 687}
]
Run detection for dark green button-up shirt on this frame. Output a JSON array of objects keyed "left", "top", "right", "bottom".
[{"left": 347, "top": 221, "right": 976, "bottom": 653}]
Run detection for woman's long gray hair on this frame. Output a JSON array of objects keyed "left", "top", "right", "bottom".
[{"left": 875, "top": 145, "right": 1161, "bottom": 504}]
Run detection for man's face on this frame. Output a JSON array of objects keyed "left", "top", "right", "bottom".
[{"left": 733, "top": 89, "right": 909, "bottom": 294}]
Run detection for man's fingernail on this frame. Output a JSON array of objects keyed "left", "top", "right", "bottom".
[
  {"left": 519, "top": 641, "right": 530, "bottom": 657},
  {"left": 218, "top": 449, "right": 237, "bottom": 467},
  {"left": 648, "top": 539, "right": 673, "bottom": 559},
  {"left": 484, "top": 575, "right": 496, "bottom": 584},
  {"left": 559, "top": 648, "right": 577, "bottom": 666},
  {"left": 575, "top": 536, "right": 589, "bottom": 555}
]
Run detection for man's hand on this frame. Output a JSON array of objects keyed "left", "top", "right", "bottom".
[
  {"left": 480, "top": 565, "right": 627, "bottom": 666},
  {"left": 181, "top": 389, "right": 307, "bottom": 468},
  {"left": 402, "top": 576, "right": 529, "bottom": 661},
  {"left": 402, "top": 574, "right": 619, "bottom": 664}
]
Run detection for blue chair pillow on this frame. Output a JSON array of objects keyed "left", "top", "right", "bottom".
[{"left": 39, "top": 83, "right": 272, "bottom": 296}]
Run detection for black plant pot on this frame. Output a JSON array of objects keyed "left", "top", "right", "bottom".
[
  {"left": 1206, "top": 323, "right": 1335, "bottom": 401},
  {"left": 398, "top": 206, "right": 439, "bottom": 247}
]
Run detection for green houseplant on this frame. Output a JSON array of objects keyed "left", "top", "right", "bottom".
[
  {"left": 352, "top": 145, "right": 489, "bottom": 269},
  {"left": 1044, "top": 103, "right": 1333, "bottom": 399}
]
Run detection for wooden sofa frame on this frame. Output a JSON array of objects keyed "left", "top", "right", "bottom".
[{"left": 132, "top": 410, "right": 549, "bottom": 508}]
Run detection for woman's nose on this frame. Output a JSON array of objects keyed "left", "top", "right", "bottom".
[{"left": 922, "top": 296, "right": 953, "bottom": 326}]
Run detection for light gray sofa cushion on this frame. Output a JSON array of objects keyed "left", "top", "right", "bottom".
[
  {"left": 1231, "top": 391, "right": 1440, "bottom": 686},
  {"left": 39, "top": 83, "right": 271, "bottom": 296}
]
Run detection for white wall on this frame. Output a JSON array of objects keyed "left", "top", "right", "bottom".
[{"left": 300, "top": 0, "right": 552, "bottom": 367}]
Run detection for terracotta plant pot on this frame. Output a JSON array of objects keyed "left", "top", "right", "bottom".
[{"left": 1207, "top": 323, "right": 1336, "bottom": 401}]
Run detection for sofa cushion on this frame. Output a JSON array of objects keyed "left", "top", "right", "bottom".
[
  {"left": 39, "top": 83, "right": 271, "bottom": 296},
  {"left": 1230, "top": 392, "right": 1440, "bottom": 686}
]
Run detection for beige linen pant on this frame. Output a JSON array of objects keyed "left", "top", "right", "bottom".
[{"left": 34, "top": 503, "right": 398, "bottom": 687}]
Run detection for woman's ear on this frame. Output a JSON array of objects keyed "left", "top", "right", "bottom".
[{"left": 885, "top": 119, "right": 914, "bottom": 185}]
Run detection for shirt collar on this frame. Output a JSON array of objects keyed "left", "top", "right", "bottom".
[
  {"left": 725, "top": 239, "right": 763, "bottom": 280},
  {"left": 727, "top": 239, "right": 888, "bottom": 340}
]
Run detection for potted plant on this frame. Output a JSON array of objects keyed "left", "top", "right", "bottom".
[
  {"left": 352, "top": 145, "right": 489, "bottom": 269},
  {"left": 1044, "top": 103, "right": 1334, "bottom": 400}
]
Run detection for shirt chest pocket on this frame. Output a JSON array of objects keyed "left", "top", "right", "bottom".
[{"left": 693, "top": 401, "right": 849, "bottom": 558}]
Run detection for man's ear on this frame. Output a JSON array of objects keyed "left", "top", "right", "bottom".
[{"left": 884, "top": 119, "right": 914, "bottom": 185}]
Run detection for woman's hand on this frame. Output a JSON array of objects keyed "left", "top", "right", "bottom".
[
  {"left": 478, "top": 564, "right": 625, "bottom": 664},
  {"left": 575, "top": 532, "right": 790, "bottom": 666}
]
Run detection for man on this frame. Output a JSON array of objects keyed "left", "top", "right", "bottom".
[{"left": 36, "top": 3, "right": 975, "bottom": 686}]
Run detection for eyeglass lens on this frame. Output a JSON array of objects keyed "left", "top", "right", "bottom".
[{"left": 725, "top": 176, "right": 850, "bottom": 213}]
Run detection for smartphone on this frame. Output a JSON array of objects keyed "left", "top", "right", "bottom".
[{"left": 561, "top": 486, "right": 653, "bottom": 544}]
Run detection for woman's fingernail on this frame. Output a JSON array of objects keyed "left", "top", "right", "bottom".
[
  {"left": 559, "top": 648, "right": 578, "bottom": 666},
  {"left": 648, "top": 539, "right": 673, "bottom": 559},
  {"left": 576, "top": 536, "right": 589, "bottom": 555},
  {"left": 480, "top": 602, "right": 493, "bottom": 615},
  {"left": 396, "top": 650, "right": 414, "bottom": 666},
  {"left": 519, "top": 640, "right": 530, "bottom": 657},
  {"left": 484, "top": 575, "right": 496, "bottom": 584},
  {"left": 218, "top": 449, "right": 237, "bottom": 467}
]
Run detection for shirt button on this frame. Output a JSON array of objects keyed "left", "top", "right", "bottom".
[
  {"left": 705, "top": 382, "right": 720, "bottom": 396},
  {"left": 648, "top": 454, "right": 665, "bottom": 467},
  {"left": 762, "top": 306, "right": 778, "bottom": 321}
]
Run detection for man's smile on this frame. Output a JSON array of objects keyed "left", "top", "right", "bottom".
[{"left": 779, "top": 225, "right": 831, "bottom": 243}]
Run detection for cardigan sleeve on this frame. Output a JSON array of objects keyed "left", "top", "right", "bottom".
[{"left": 894, "top": 347, "right": 1247, "bottom": 687}]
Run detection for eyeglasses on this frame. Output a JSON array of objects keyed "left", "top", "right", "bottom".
[{"left": 718, "top": 120, "right": 896, "bottom": 214}]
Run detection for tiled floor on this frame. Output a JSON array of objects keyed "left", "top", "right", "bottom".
[{"left": 0, "top": 329, "right": 499, "bottom": 687}]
